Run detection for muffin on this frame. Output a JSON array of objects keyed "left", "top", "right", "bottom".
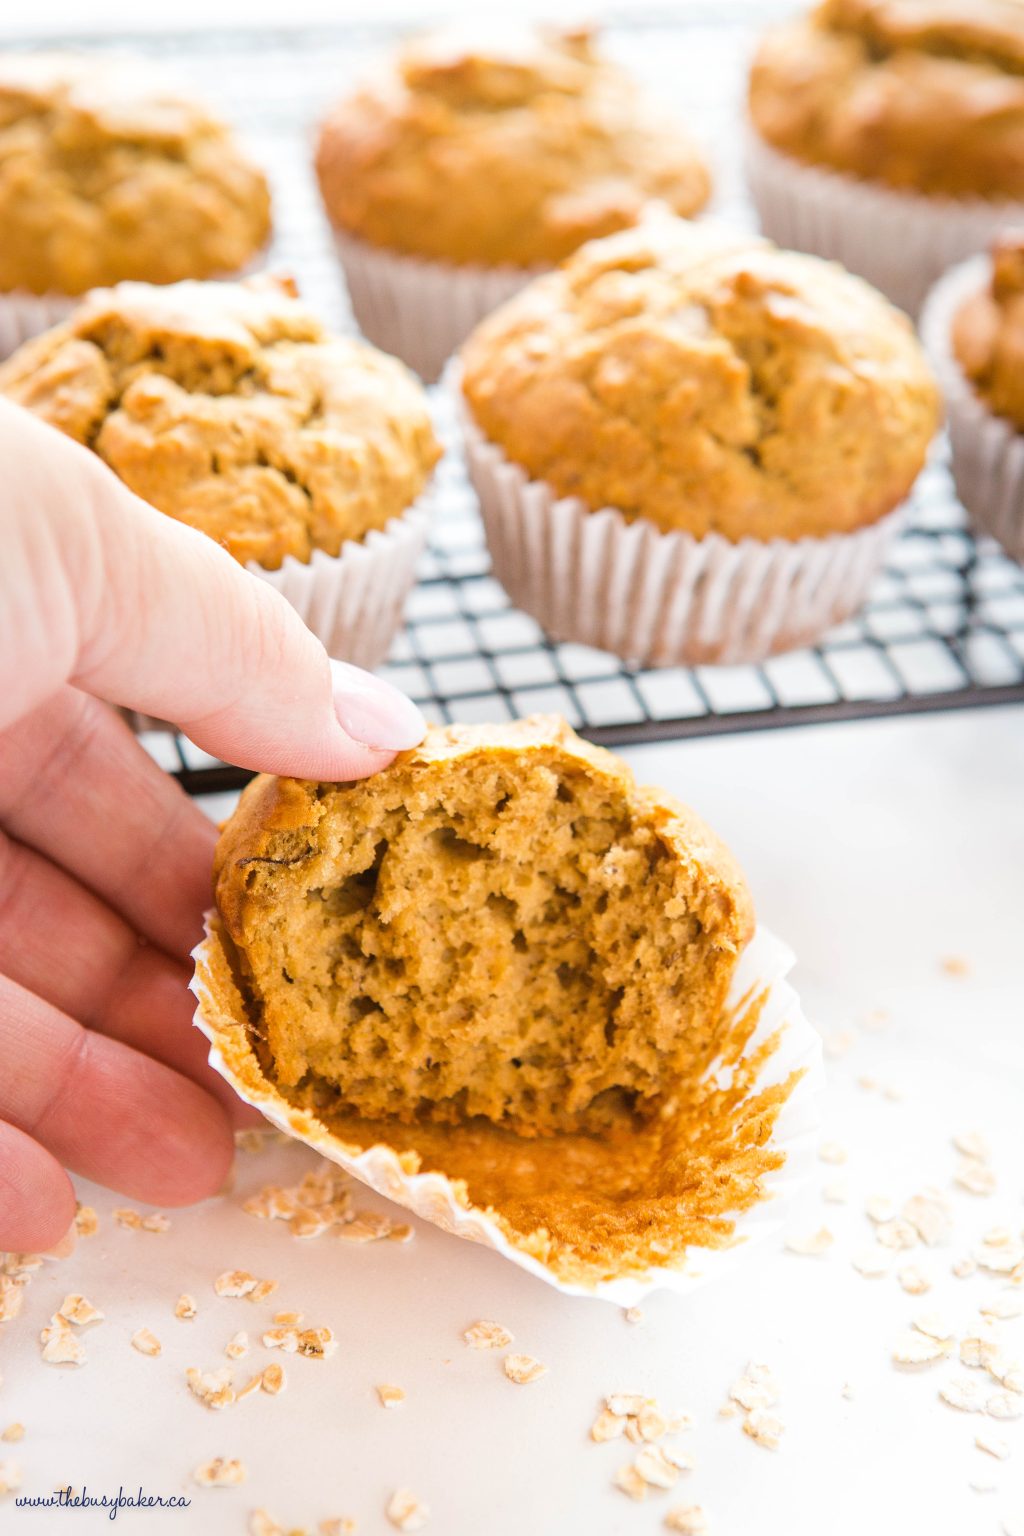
[
  {"left": 747, "top": 0, "right": 1024, "bottom": 315},
  {"left": 315, "top": 24, "right": 711, "bottom": 381},
  {"left": 0, "top": 52, "right": 271, "bottom": 357},
  {"left": 921, "top": 234, "right": 1024, "bottom": 563},
  {"left": 194, "top": 715, "right": 811, "bottom": 1289},
  {"left": 0, "top": 274, "right": 441, "bottom": 666},
  {"left": 458, "top": 218, "right": 941, "bottom": 665}
]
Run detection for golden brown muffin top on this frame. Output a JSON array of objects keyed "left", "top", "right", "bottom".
[
  {"left": 0, "top": 274, "right": 440, "bottom": 567},
  {"left": 749, "top": 0, "right": 1024, "bottom": 200},
  {"left": 952, "top": 234, "right": 1024, "bottom": 429},
  {"left": 461, "top": 219, "right": 940, "bottom": 543},
  {"left": 314, "top": 25, "right": 710, "bottom": 268},
  {"left": 0, "top": 51, "right": 271, "bottom": 295}
]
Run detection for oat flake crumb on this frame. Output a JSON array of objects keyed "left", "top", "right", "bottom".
[
  {"left": 503, "top": 1353, "right": 547, "bottom": 1385},
  {"left": 0, "top": 1426, "right": 24, "bottom": 1443},
  {"left": 57, "top": 1294, "right": 104, "bottom": 1326},
  {"left": 865, "top": 1195, "right": 895, "bottom": 1224},
  {"left": 40, "top": 1316, "right": 85, "bottom": 1366},
  {"left": 892, "top": 1331, "right": 951, "bottom": 1366},
  {"left": 376, "top": 1384, "right": 405, "bottom": 1408},
  {"left": 0, "top": 1460, "right": 21, "bottom": 1496},
  {"left": 987, "top": 1391, "right": 1024, "bottom": 1420},
  {"left": 625, "top": 1306, "right": 644, "bottom": 1324},
  {"left": 953, "top": 1257, "right": 978, "bottom": 1279},
  {"left": 742, "top": 1409, "right": 784, "bottom": 1450},
  {"left": 784, "top": 1227, "right": 833, "bottom": 1257},
  {"left": 462, "top": 1319, "right": 513, "bottom": 1350},
  {"left": 225, "top": 1331, "right": 249, "bottom": 1361},
  {"left": 939, "top": 1376, "right": 986, "bottom": 1413},
  {"left": 898, "top": 1265, "right": 931, "bottom": 1296},
  {"left": 261, "top": 1364, "right": 286, "bottom": 1395},
  {"left": 941, "top": 955, "right": 970, "bottom": 977},
  {"left": 819, "top": 1141, "right": 847, "bottom": 1165},
  {"left": 613, "top": 1464, "right": 648, "bottom": 1502},
  {"left": 112, "top": 1208, "right": 142, "bottom": 1230},
  {"left": 969, "top": 1472, "right": 997, "bottom": 1493},
  {"left": 194, "top": 1457, "right": 246, "bottom": 1488},
  {"left": 954, "top": 1130, "right": 990, "bottom": 1163},
  {"left": 730, "top": 1362, "right": 779, "bottom": 1413},
  {"left": 913, "top": 1311, "right": 954, "bottom": 1343},
  {"left": 185, "top": 1366, "right": 236, "bottom": 1410},
  {"left": 73, "top": 1206, "right": 98, "bottom": 1238},
  {"left": 902, "top": 1191, "right": 953, "bottom": 1247},
  {"left": 665, "top": 1504, "right": 709, "bottom": 1534},
  {"left": 976, "top": 1427, "right": 1010, "bottom": 1459},
  {"left": 956, "top": 1160, "right": 997, "bottom": 1196},
  {"left": 634, "top": 1443, "right": 688, "bottom": 1489},
  {"left": 175, "top": 1294, "right": 197, "bottom": 1320},
  {"left": 591, "top": 1408, "right": 626, "bottom": 1443},
  {"left": 386, "top": 1489, "right": 429, "bottom": 1531},
  {"left": 852, "top": 1248, "right": 890, "bottom": 1279},
  {"left": 214, "top": 1270, "right": 259, "bottom": 1298},
  {"left": 131, "top": 1328, "right": 161, "bottom": 1357},
  {"left": 822, "top": 1179, "right": 848, "bottom": 1204},
  {"left": 982, "top": 1293, "right": 1024, "bottom": 1321}
]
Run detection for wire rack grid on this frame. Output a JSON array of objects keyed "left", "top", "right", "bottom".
[{"left": 17, "top": 9, "right": 1024, "bottom": 796}]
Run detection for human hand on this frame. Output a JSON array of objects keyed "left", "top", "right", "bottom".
[{"left": 0, "top": 399, "right": 426, "bottom": 1252}]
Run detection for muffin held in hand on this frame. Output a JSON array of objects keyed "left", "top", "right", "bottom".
[
  {"left": 0, "top": 53, "right": 271, "bottom": 355},
  {"left": 922, "top": 234, "right": 1024, "bottom": 564},
  {"left": 0, "top": 275, "right": 441, "bottom": 665},
  {"left": 315, "top": 24, "right": 711, "bottom": 380},
  {"left": 747, "top": 0, "right": 1024, "bottom": 314},
  {"left": 459, "top": 217, "right": 940, "bottom": 664},
  {"left": 197, "top": 717, "right": 806, "bottom": 1286}
]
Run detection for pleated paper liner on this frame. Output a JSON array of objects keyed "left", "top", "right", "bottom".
[
  {"left": 921, "top": 255, "right": 1024, "bottom": 566},
  {"left": 745, "top": 131, "right": 1024, "bottom": 318},
  {"left": 459, "top": 404, "right": 904, "bottom": 667},
  {"left": 0, "top": 291, "right": 78, "bottom": 360},
  {"left": 192, "top": 920, "right": 823, "bottom": 1304},
  {"left": 331, "top": 227, "right": 544, "bottom": 383}
]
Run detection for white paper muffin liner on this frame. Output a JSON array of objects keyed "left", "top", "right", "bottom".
[
  {"left": 331, "top": 228, "right": 543, "bottom": 383},
  {"left": 459, "top": 405, "right": 904, "bottom": 666},
  {"left": 192, "top": 921, "right": 823, "bottom": 1303},
  {"left": 920, "top": 255, "right": 1024, "bottom": 565},
  {"left": 0, "top": 291, "right": 78, "bottom": 360},
  {"left": 745, "top": 132, "right": 1024, "bottom": 317}
]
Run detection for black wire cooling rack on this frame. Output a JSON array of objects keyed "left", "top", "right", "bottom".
[{"left": 18, "top": 7, "right": 1024, "bottom": 796}]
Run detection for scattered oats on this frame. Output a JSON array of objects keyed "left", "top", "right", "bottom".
[
  {"left": 857, "top": 1074, "right": 878, "bottom": 1092},
  {"left": 140, "top": 1213, "right": 170, "bottom": 1233},
  {"left": 57, "top": 1294, "right": 104, "bottom": 1326},
  {"left": 462, "top": 1320, "right": 513, "bottom": 1350},
  {"left": 249, "top": 1279, "right": 278, "bottom": 1303},
  {"left": 865, "top": 1195, "right": 896, "bottom": 1224},
  {"left": 876, "top": 1218, "right": 918, "bottom": 1251},
  {"left": 881, "top": 1083, "right": 904, "bottom": 1103},
  {"left": 503, "top": 1353, "right": 547, "bottom": 1385},
  {"left": 664, "top": 1505, "right": 709, "bottom": 1534},
  {"left": 961, "top": 1334, "right": 1001, "bottom": 1370},
  {"left": 73, "top": 1205, "right": 98, "bottom": 1238},
  {"left": 386, "top": 1488, "right": 429, "bottom": 1531},
  {"left": 185, "top": 1366, "right": 235, "bottom": 1410},
  {"left": 376, "top": 1384, "right": 405, "bottom": 1409},
  {"left": 841, "top": 1382, "right": 855, "bottom": 1400},
  {"left": 899, "top": 1266, "right": 931, "bottom": 1296},
  {"left": 1, "top": 1426, "right": 23, "bottom": 1443},
  {"left": 983, "top": 1293, "right": 1024, "bottom": 1321},
  {"left": 175, "top": 1294, "right": 197, "bottom": 1320},
  {"left": 824, "top": 1029, "right": 855, "bottom": 1059},
  {"left": 387, "top": 1224, "right": 414, "bottom": 1244},
  {"left": 591, "top": 1408, "right": 626, "bottom": 1443},
  {"left": 234, "top": 1129, "right": 269, "bottom": 1153},
  {"left": 261, "top": 1364, "right": 286, "bottom": 1395},
  {"left": 289, "top": 1209, "right": 332, "bottom": 1240},
  {"left": 273, "top": 1311, "right": 303, "bottom": 1326},
  {"left": 987, "top": 1392, "right": 1023, "bottom": 1420},
  {"left": 625, "top": 1417, "right": 644, "bottom": 1445},
  {"left": 215, "top": 1270, "right": 259, "bottom": 1298},
  {"left": 819, "top": 1141, "right": 847, "bottom": 1165},
  {"left": 635, "top": 1444, "right": 688, "bottom": 1489},
  {"left": 638, "top": 1402, "right": 672, "bottom": 1442},
  {"left": 903, "top": 1192, "right": 953, "bottom": 1247},
  {"left": 40, "top": 1316, "right": 85, "bottom": 1366},
  {"left": 730, "top": 1363, "right": 779, "bottom": 1412},
  {"left": 785, "top": 1227, "right": 833, "bottom": 1256},
  {"left": 249, "top": 1512, "right": 282, "bottom": 1536},
  {"left": 625, "top": 1306, "right": 644, "bottom": 1325},
  {"left": 976, "top": 1427, "right": 1010, "bottom": 1459},
  {"left": 743, "top": 1409, "right": 784, "bottom": 1449},
  {"left": 225, "top": 1331, "right": 249, "bottom": 1361},
  {"left": 607, "top": 1393, "right": 647, "bottom": 1417},
  {"left": 954, "top": 1257, "right": 978, "bottom": 1279},
  {"left": 985, "top": 1225, "right": 1015, "bottom": 1245},
  {"left": 987, "top": 1355, "right": 1024, "bottom": 1393},
  {"left": 194, "top": 1457, "right": 246, "bottom": 1488},
  {"left": 320, "top": 1523, "right": 357, "bottom": 1536},
  {"left": 957, "top": 1160, "right": 997, "bottom": 1196},
  {"left": 0, "top": 1280, "right": 23, "bottom": 1324},
  {"left": 261, "top": 1325, "right": 337, "bottom": 1360},
  {"left": 913, "top": 1312, "right": 955, "bottom": 1343},
  {"left": 0, "top": 1461, "right": 21, "bottom": 1496},
  {"left": 338, "top": 1216, "right": 389, "bottom": 1244},
  {"left": 131, "top": 1328, "right": 161, "bottom": 1357},
  {"left": 941, "top": 955, "right": 970, "bottom": 977},
  {"left": 719, "top": 1403, "right": 738, "bottom": 1419},
  {"left": 977, "top": 1240, "right": 1024, "bottom": 1274},
  {"left": 613, "top": 1464, "right": 648, "bottom": 1502},
  {"left": 892, "top": 1331, "right": 952, "bottom": 1366},
  {"left": 823, "top": 1179, "right": 848, "bottom": 1204},
  {"left": 236, "top": 1374, "right": 263, "bottom": 1402},
  {"left": 954, "top": 1130, "right": 991, "bottom": 1163},
  {"left": 852, "top": 1248, "right": 891, "bottom": 1279},
  {"left": 939, "top": 1376, "right": 986, "bottom": 1412},
  {"left": 970, "top": 1471, "right": 997, "bottom": 1492},
  {"left": 113, "top": 1208, "right": 142, "bottom": 1230}
]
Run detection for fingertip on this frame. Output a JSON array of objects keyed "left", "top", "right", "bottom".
[
  {"left": 330, "top": 660, "right": 427, "bottom": 755},
  {"left": 0, "top": 1119, "right": 76, "bottom": 1253}
]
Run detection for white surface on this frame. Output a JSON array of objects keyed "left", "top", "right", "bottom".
[{"left": 4, "top": 706, "right": 1024, "bottom": 1535}]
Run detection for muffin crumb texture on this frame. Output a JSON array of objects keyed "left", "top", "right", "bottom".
[
  {"left": 0, "top": 52, "right": 271, "bottom": 295},
  {"left": 749, "top": 0, "right": 1024, "bottom": 200},
  {"left": 952, "top": 235, "right": 1024, "bottom": 431},
  {"left": 0, "top": 275, "right": 440, "bottom": 567},
  {"left": 461, "top": 220, "right": 940, "bottom": 541},
  {"left": 315, "top": 25, "right": 710, "bottom": 267}
]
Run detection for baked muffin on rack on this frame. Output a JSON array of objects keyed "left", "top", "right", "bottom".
[
  {"left": 0, "top": 52, "right": 272, "bottom": 355},
  {"left": 459, "top": 216, "right": 941, "bottom": 664},
  {"left": 746, "top": 0, "right": 1024, "bottom": 313},
  {"left": 315, "top": 24, "right": 711, "bottom": 380},
  {"left": 0, "top": 275, "right": 440, "bottom": 666}
]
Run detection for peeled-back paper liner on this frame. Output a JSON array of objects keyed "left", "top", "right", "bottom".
[
  {"left": 920, "top": 255, "right": 1024, "bottom": 566},
  {"left": 459, "top": 402, "right": 904, "bottom": 667},
  {"left": 745, "top": 132, "right": 1024, "bottom": 317},
  {"left": 331, "top": 228, "right": 543, "bottom": 384},
  {"left": 191, "top": 920, "right": 823, "bottom": 1304},
  {"left": 0, "top": 291, "right": 78, "bottom": 360},
  {"left": 120, "top": 494, "right": 432, "bottom": 734}
]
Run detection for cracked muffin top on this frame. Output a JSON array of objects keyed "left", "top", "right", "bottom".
[
  {"left": 0, "top": 52, "right": 271, "bottom": 296},
  {"left": 0, "top": 274, "right": 441, "bottom": 567},
  {"left": 460, "top": 219, "right": 940, "bottom": 542},
  {"left": 749, "top": 0, "right": 1024, "bottom": 200},
  {"left": 314, "top": 24, "right": 710, "bottom": 268},
  {"left": 952, "top": 235, "right": 1024, "bottom": 430}
]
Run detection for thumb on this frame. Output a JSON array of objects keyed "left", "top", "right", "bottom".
[{"left": 1, "top": 400, "right": 425, "bottom": 779}]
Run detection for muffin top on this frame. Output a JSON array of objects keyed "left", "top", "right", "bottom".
[
  {"left": 314, "top": 25, "right": 710, "bottom": 268},
  {"left": 0, "top": 52, "right": 271, "bottom": 295},
  {"left": 461, "top": 219, "right": 940, "bottom": 542},
  {"left": 952, "top": 234, "right": 1024, "bottom": 429},
  {"left": 0, "top": 275, "right": 440, "bottom": 567},
  {"left": 749, "top": 0, "right": 1024, "bottom": 200}
]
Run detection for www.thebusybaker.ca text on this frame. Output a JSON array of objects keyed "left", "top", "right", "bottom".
[{"left": 15, "top": 1485, "right": 192, "bottom": 1519}]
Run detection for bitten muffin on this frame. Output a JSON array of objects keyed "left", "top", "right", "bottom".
[
  {"left": 0, "top": 274, "right": 439, "bottom": 567},
  {"left": 0, "top": 53, "right": 271, "bottom": 356},
  {"left": 951, "top": 235, "right": 1024, "bottom": 429},
  {"left": 746, "top": 1, "right": 1024, "bottom": 313},
  {"left": 213, "top": 716, "right": 752, "bottom": 1139},
  {"left": 314, "top": 25, "right": 710, "bottom": 379}
]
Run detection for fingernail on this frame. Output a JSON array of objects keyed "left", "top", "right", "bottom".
[{"left": 331, "top": 660, "right": 426, "bottom": 752}]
